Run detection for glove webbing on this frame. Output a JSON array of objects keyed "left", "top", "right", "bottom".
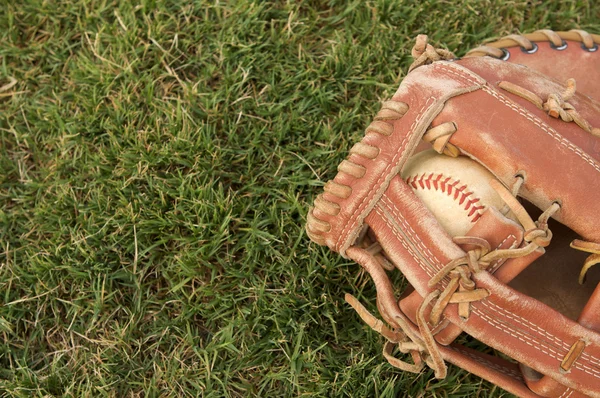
[{"left": 346, "top": 178, "right": 560, "bottom": 379}]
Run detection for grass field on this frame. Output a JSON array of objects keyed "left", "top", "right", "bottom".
[{"left": 0, "top": 1, "right": 599, "bottom": 397}]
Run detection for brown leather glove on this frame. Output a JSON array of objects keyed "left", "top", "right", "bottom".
[
  {"left": 306, "top": 31, "right": 600, "bottom": 398},
  {"left": 465, "top": 29, "right": 600, "bottom": 99}
]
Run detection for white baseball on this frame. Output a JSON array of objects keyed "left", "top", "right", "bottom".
[{"left": 401, "top": 150, "right": 509, "bottom": 237}]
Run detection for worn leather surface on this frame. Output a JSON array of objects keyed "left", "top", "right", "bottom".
[
  {"left": 399, "top": 207, "right": 542, "bottom": 345},
  {"left": 439, "top": 57, "right": 600, "bottom": 243},
  {"left": 306, "top": 56, "right": 600, "bottom": 396},
  {"left": 369, "top": 176, "right": 600, "bottom": 396},
  {"left": 465, "top": 31, "right": 600, "bottom": 100},
  {"left": 498, "top": 41, "right": 600, "bottom": 100}
]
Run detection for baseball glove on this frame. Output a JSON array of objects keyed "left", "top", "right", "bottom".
[{"left": 306, "top": 30, "right": 600, "bottom": 397}]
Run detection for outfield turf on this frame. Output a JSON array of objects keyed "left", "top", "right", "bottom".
[{"left": 0, "top": 1, "right": 598, "bottom": 397}]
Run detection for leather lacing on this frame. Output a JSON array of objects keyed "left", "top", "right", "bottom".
[
  {"left": 497, "top": 78, "right": 600, "bottom": 281},
  {"left": 465, "top": 29, "right": 599, "bottom": 59},
  {"left": 410, "top": 35, "right": 456, "bottom": 72},
  {"left": 498, "top": 78, "right": 600, "bottom": 137},
  {"left": 497, "top": 70, "right": 600, "bottom": 282},
  {"left": 346, "top": 177, "right": 561, "bottom": 379},
  {"left": 305, "top": 100, "right": 409, "bottom": 245},
  {"left": 306, "top": 36, "right": 456, "bottom": 245}
]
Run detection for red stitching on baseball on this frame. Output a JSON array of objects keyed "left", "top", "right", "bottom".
[{"left": 405, "top": 173, "right": 485, "bottom": 223}]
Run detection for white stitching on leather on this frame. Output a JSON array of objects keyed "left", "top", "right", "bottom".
[
  {"left": 574, "top": 356, "right": 600, "bottom": 378},
  {"left": 482, "top": 298, "right": 600, "bottom": 369},
  {"left": 374, "top": 206, "right": 435, "bottom": 279},
  {"left": 441, "top": 63, "right": 484, "bottom": 86},
  {"left": 337, "top": 63, "right": 483, "bottom": 252},
  {"left": 377, "top": 202, "right": 457, "bottom": 331},
  {"left": 558, "top": 388, "right": 574, "bottom": 398},
  {"left": 474, "top": 308, "right": 564, "bottom": 359},
  {"left": 483, "top": 85, "right": 600, "bottom": 174},
  {"left": 335, "top": 98, "right": 434, "bottom": 251},
  {"left": 379, "top": 194, "right": 600, "bottom": 380},
  {"left": 580, "top": 351, "right": 600, "bottom": 370},
  {"left": 381, "top": 195, "right": 443, "bottom": 268},
  {"left": 481, "top": 299, "right": 568, "bottom": 347},
  {"left": 478, "top": 251, "right": 600, "bottom": 369},
  {"left": 474, "top": 306, "right": 600, "bottom": 378},
  {"left": 480, "top": 301, "right": 600, "bottom": 376}
]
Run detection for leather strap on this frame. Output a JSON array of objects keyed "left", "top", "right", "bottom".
[
  {"left": 399, "top": 208, "right": 542, "bottom": 345},
  {"left": 364, "top": 176, "right": 600, "bottom": 397}
]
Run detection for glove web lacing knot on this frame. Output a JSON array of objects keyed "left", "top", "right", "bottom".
[
  {"left": 346, "top": 178, "right": 560, "bottom": 379},
  {"left": 498, "top": 78, "right": 600, "bottom": 137},
  {"left": 409, "top": 35, "right": 456, "bottom": 72}
]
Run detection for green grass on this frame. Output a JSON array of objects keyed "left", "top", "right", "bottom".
[{"left": 0, "top": 0, "right": 598, "bottom": 396}]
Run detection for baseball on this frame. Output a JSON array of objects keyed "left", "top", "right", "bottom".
[{"left": 401, "top": 150, "right": 510, "bottom": 237}]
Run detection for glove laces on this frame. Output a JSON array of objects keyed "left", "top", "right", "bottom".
[
  {"left": 498, "top": 78, "right": 600, "bottom": 137},
  {"left": 346, "top": 178, "right": 560, "bottom": 379},
  {"left": 409, "top": 35, "right": 456, "bottom": 72}
]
